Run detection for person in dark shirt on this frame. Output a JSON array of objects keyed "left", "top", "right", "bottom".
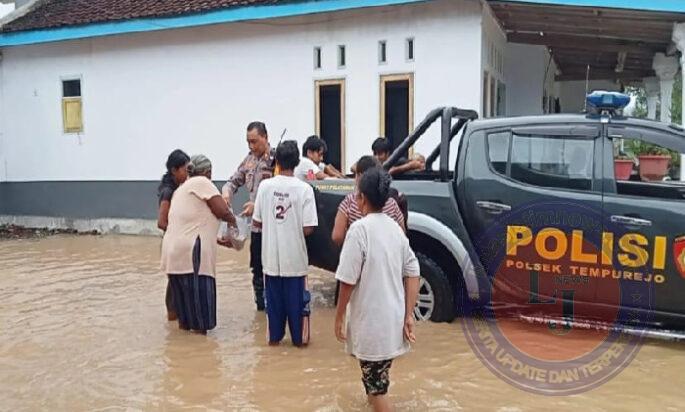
[
  {"left": 157, "top": 149, "right": 190, "bottom": 321},
  {"left": 371, "top": 137, "right": 425, "bottom": 176}
]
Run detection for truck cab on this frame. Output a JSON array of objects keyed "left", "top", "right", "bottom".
[{"left": 307, "top": 92, "right": 685, "bottom": 329}]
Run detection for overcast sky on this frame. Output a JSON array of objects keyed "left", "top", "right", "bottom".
[{"left": 0, "top": 3, "right": 15, "bottom": 18}]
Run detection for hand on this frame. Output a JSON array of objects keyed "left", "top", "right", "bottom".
[
  {"left": 403, "top": 315, "right": 416, "bottom": 343},
  {"left": 335, "top": 314, "right": 346, "bottom": 343},
  {"left": 217, "top": 237, "right": 233, "bottom": 248},
  {"left": 241, "top": 202, "right": 255, "bottom": 217}
]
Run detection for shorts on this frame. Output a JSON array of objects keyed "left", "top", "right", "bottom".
[{"left": 359, "top": 359, "right": 393, "bottom": 395}]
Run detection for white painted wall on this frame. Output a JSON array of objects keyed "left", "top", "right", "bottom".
[
  {"left": 558, "top": 80, "right": 620, "bottom": 113},
  {"left": 505, "top": 43, "right": 548, "bottom": 116},
  {"left": 480, "top": 4, "right": 506, "bottom": 118},
  {"left": 0, "top": 0, "right": 483, "bottom": 182}
]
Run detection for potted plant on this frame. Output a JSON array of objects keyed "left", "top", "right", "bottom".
[
  {"left": 625, "top": 140, "right": 672, "bottom": 181},
  {"left": 613, "top": 140, "right": 634, "bottom": 181},
  {"left": 614, "top": 155, "right": 634, "bottom": 181}
]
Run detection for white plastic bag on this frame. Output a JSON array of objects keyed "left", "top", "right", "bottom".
[{"left": 218, "top": 216, "right": 250, "bottom": 251}]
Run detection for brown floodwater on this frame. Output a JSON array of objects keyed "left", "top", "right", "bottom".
[{"left": 1, "top": 235, "right": 684, "bottom": 411}]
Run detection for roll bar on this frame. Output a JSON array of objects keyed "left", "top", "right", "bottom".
[{"left": 383, "top": 107, "right": 478, "bottom": 181}]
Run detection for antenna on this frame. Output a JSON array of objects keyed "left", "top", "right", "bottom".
[
  {"left": 584, "top": 65, "right": 590, "bottom": 111},
  {"left": 278, "top": 128, "right": 287, "bottom": 144}
]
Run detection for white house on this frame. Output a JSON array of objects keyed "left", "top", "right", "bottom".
[{"left": 0, "top": 0, "right": 684, "bottom": 233}]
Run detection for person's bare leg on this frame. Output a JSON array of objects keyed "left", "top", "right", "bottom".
[{"left": 368, "top": 394, "right": 392, "bottom": 412}]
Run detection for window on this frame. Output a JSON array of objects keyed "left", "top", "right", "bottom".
[
  {"left": 338, "top": 45, "right": 346, "bottom": 68},
  {"left": 487, "top": 132, "right": 510, "bottom": 174},
  {"left": 406, "top": 38, "right": 414, "bottom": 61},
  {"left": 510, "top": 134, "right": 594, "bottom": 191},
  {"left": 378, "top": 41, "right": 387, "bottom": 64},
  {"left": 496, "top": 80, "right": 506, "bottom": 117},
  {"left": 313, "top": 47, "right": 321, "bottom": 70},
  {"left": 62, "top": 78, "right": 83, "bottom": 133},
  {"left": 482, "top": 71, "right": 489, "bottom": 118},
  {"left": 611, "top": 128, "right": 684, "bottom": 200}
]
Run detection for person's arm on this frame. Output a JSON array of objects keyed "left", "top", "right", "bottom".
[
  {"left": 208, "top": 195, "right": 236, "bottom": 225},
  {"left": 315, "top": 170, "right": 327, "bottom": 180},
  {"left": 335, "top": 281, "right": 355, "bottom": 342},
  {"left": 157, "top": 200, "right": 170, "bottom": 231},
  {"left": 389, "top": 159, "right": 423, "bottom": 176},
  {"left": 402, "top": 244, "right": 421, "bottom": 343},
  {"left": 324, "top": 164, "right": 345, "bottom": 178},
  {"left": 302, "top": 186, "right": 319, "bottom": 236},
  {"left": 222, "top": 159, "right": 247, "bottom": 203},
  {"left": 334, "top": 224, "right": 365, "bottom": 342},
  {"left": 332, "top": 210, "right": 349, "bottom": 246}
]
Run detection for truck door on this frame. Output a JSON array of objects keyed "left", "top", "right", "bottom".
[
  {"left": 460, "top": 125, "right": 603, "bottom": 313},
  {"left": 601, "top": 124, "right": 685, "bottom": 317}
]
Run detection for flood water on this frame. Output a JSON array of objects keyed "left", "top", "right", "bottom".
[{"left": 1, "top": 235, "right": 684, "bottom": 411}]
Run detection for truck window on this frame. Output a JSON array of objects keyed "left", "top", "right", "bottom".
[
  {"left": 510, "top": 134, "right": 594, "bottom": 191},
  {"left": 487, "top": 132, "right": 509, "bottom": 174},
  {"left": 611, "top": 135, "right": 684, "bottom": 200}
]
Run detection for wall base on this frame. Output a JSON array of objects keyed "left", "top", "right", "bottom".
[{"left": 0, "top": 215, "right": 160, "bottom": 236}]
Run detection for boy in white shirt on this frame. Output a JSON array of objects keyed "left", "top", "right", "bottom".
[
  {"left": 253, "top": 140, "right": 318, "bottom": 346},
  {"left": 335, "top": 167, "right": 420, "bottom": 411},
  {"left": 294, "top": 135, "right": 328, "bottom": 181}
]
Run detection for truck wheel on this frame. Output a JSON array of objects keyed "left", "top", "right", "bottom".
[{"left": 415, "top": 253, "right": 456, "bottom": 323}]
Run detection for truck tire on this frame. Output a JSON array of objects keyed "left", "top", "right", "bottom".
[{"left": 415, "top": 253, "right": 457, "bottom": 323}]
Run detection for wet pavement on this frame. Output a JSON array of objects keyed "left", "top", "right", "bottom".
[{"left": 1, "top": 235, "right": 684, "bottom": 411}]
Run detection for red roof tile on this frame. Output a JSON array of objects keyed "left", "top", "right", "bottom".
[{"left": 1, "top": 0, "right": 290, "bottom": 33}]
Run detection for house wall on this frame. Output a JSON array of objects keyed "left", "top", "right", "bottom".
[
  {"left": 504, "top": 43, "right": 560, "bottom": 116},
  {"left": 480, "top": 4, "right": 506, "bottom": 118},
  {"left": 0, "top": 0, "right": 484, "bottom": 227},
  {"left": 558, "top": 80, "right": 621, "bottom": 113}
]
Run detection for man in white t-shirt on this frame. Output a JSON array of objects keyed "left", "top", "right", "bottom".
[
  {"left": 253, "top": 140, "right": 318, "bottom": 346},
  {"left": 294, "top": 135, "right": 328, "bottom": 181}
]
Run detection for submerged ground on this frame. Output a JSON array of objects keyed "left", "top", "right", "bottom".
[{"left": 0, "top": 235, "right": 684, "bottom": 411}]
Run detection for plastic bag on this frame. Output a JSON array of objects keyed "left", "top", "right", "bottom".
[{"left": 218, "top": 216, "right": 250, "bottom": 251}]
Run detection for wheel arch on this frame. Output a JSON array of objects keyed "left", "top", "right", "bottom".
[{"left": 407, "top": 211, "right": 479, "bottom": 301}]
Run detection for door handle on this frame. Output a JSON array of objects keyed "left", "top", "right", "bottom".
[
  {"left": 477, "top": 201, "right": 512, "bottom": 214},
  {"left": 610, "top": 215, "right": 652, "bottom": 227}
]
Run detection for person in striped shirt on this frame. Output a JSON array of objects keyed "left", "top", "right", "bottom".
[{"left": 331, "top": 156, "right": 405, "bottom": 247}]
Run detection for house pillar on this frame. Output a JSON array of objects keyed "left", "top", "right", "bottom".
[
  {"left": 672, "top": 23, "right": 685, "bottom": 181},
  {"left": 652, "top": 52, "right": 679, "bottom": 124},
  {"left": 643, "top": 77, "right": 659, "bottom": 120}
]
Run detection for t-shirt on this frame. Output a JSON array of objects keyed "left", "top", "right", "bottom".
[
  {"left": 160, "top": 176, "right": 222, "bottom": 277},
  {"left": 253, "top": 175, "right": 318, "bottom": 277},
  {"left": 338, "top": 192, "right": 404, "bottom": 229},
  {"left": 158, "top": 175, "right": 178, "bottom": 204},
  {"left": 335, "top": 213, "right": 420, "bottom": 361},
  {"left": 294, "top": 157, "right": 322, "bottom": 181}
]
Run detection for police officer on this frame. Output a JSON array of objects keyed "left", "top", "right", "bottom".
[{"left": 223, "top": 121, "right": 275, "bottom": 311}]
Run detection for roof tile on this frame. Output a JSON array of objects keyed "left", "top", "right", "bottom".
[{"left": 1, "top": 0, "right": 288, "bottom": 33}]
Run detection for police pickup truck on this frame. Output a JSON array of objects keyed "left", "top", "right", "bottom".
[{"left": 306, "top": 92, "right": 685, "bottom": 329}]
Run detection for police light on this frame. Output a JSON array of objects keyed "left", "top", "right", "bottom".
[{"left": 586, "top": 91, "right": 631, "bottom": 111}]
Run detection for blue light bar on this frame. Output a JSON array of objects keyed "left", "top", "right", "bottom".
[{"left": 586, "top": 91, "right": 631, "bottom": 110}]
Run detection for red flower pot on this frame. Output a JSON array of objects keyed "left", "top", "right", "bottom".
[
  {"left": 638, "top": 155, "right": 671, "bottom": 181},
  {"left": 614, "top": 159, "right": 633, "bottom": 181}
]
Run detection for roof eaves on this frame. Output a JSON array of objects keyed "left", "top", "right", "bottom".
[
  {"left": 0, "top": 0, "right": 428, "bottom": 47},
  {"left": 493, "top": 0, "right": 685, "bottom": 14}
]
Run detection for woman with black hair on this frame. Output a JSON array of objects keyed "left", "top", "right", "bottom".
[
  {"left": 157, "top": 149, "right": 190, "bottom": 321},
  {"left": 334, "top": 167, "right": 420, "bottom": 411}
]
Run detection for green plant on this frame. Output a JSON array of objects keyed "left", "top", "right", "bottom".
[{"left": 624, "top": 139, "right": 672, "bottom": 157}]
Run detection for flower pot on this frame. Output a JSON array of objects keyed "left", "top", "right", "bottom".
[
  {"left": 614, "top": 159, "right": 633, "bottom": 181},
  {"left": 638, "top": 155, "right": 670, "bottom": 181}
]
